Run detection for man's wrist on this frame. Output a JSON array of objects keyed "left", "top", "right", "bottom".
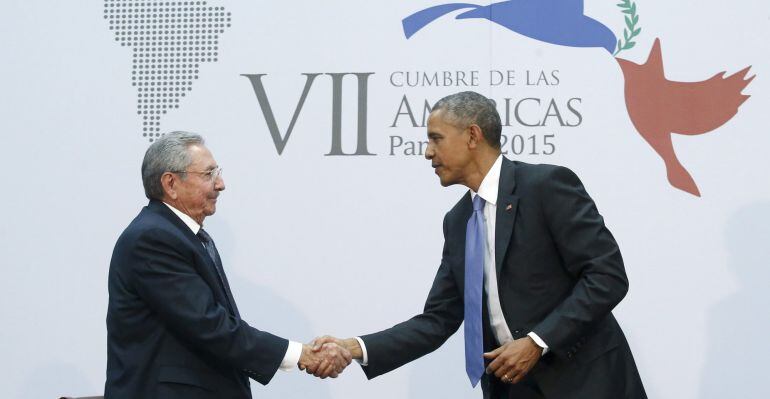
[
  {"left": 526, "top": 332, "right": 549, "bottom": 355},
  {"left": 282, "top": 341, "right": 303, "bottom": 371},
  {"left": 341, "top": 338, "right": 363, "bottom": 360}
]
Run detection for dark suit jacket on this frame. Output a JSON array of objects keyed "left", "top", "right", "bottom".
[
  {"left": 360, "top": 159, "right": 646, "bottom": 398},
  {"left": 105, "top": 200, "right": 288, "bottom": 399}
]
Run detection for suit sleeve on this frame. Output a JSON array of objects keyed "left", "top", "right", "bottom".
[
  {"left": 531, "top": 166, "right": 629, "bottom": 354},
  {"left": 359, "top": 215, "right": 464, "bottom": 379},
  {"left": 129, "top": 228, "right": 289, "bottom": 385}
]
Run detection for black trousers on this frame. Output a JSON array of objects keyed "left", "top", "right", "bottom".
[{"left": 490, "top": 374, "right": 545, "bottom": 399}]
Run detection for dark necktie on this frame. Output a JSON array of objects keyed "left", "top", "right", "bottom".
[
  {"left": 197, "top": 228, "right": 240, "bottom": 319},
  {"left": 465, "top": 195, "right": 486, "bottom": 387}
]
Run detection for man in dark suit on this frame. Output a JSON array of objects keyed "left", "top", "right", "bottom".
[
  {"left": 313, "top": 92, "right": 646, "bottom": 398},
  {"left": 105, "top": 132, "right": 351, "bottom": 399}
]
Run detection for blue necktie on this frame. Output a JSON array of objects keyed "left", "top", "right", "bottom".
[{"left": 465, "top": 194, "right": 486, "bottom": 387}]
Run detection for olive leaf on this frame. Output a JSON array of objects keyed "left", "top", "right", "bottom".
[{"left": 614, "top": 1, "right": 642, "bottom": 56}]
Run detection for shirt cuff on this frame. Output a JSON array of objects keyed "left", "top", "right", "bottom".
[
  {"left": 279, "top": 341, "right": 303, "bottom": 371},
  {"left": 527, "top": 332, "right": 549, "bottom": 355},
  {"left": 354, "top": 337, "right": 369, "bottom": 366}
]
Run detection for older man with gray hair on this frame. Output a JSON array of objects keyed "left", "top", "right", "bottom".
[{"left": 105, "top": 132, "right": 350, "bottom": 399}]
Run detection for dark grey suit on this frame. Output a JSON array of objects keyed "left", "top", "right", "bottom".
[
  {"left": 360, "top": 158, "right": 646, "bottom": 398},
  {"left": 105, "top": 200, "right": 288, "bottom": 399}
]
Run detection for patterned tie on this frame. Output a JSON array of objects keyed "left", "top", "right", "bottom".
[
  {"left": 464, "top": 194, "right": 486, "bottom": 387},
  {"left": 197, "top": 228, "right": 240, "bottom": 318}
]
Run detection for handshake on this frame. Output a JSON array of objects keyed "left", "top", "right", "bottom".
[{"left": 297, "top": 336, "right": 360, "bottom": 379}]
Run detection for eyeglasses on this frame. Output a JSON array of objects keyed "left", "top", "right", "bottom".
[{"left": 170, "top": 166, "right": 223, "bottom": 181}]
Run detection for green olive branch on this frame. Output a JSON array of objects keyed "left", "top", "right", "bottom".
[{"left": 614, "top": 0, "right": 642, "bottom": 56}]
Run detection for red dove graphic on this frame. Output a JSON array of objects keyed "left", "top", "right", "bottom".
[{"left": 616, "top": 38, "right": 754, "bottom": 196}]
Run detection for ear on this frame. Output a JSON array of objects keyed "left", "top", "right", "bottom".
[
  {"left": 160, "top": 172, "right": 179, "bottom": 200},
  {"left": 467, "top": 124, "right": 484, "bottom": 149}
]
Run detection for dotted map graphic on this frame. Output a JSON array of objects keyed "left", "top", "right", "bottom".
[{"left": 104, "top": 0, "right": 231, "bottom": 142}]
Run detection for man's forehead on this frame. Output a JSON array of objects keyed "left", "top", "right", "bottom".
[
  {"left": 428, "top": 108, "right": 447, "bottom": 122},
  {"left": 428, "top": 109, "right": 463, "bottom": 131},
  {"left": 428, "top": 109, "right": 452, "bottom": 126},
  {"left": 188, "top": 144, "right": 216, "bottom": 166}
]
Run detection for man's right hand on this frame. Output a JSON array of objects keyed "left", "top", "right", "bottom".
[
  {"left": 298, "top": 342, "right": 352, "bottom": 378},
  {"left": 311, "top": 336, "right": 363, "bottom": 361}
]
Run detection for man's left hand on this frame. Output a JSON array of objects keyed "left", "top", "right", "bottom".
[{"left": 484, "top": 336, "right": 543, "bottom": 384}]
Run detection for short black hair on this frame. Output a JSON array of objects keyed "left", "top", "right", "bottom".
[{"left": 432, "top": 91, "right": 502, "bottom": 149}]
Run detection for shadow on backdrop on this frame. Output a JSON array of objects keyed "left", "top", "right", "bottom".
[
  {"left": 20, "top": 363, "right": 94, "bottom": 399},
  {"left": 698, "top": 201, "right": 770, "bottom": 398},
  {"left": 408, "top": 330, "right": 477, "bottom": 398},
  {"left": 209, "top": 218, "right": 332, "bottom": 399}
]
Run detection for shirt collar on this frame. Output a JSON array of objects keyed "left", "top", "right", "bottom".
[
  {"left": 470, "top": 155, "right": 503, "bottom": 206},
  {"left": 163, "top": 202, "right": 201, "bottom": 234}
]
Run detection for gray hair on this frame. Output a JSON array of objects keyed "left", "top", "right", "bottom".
[
  {"left": 141, "top": 131, "right": 205, "bottom": 200},
  {"left": 431, "top": 91, "right": 502, "bottom": 149}
]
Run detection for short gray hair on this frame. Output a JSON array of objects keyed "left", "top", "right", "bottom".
[
  {"left": 432, "top": 91, "right": 502, "bottom": 149},
  {"left": 141, "top": 131, "right": 204, "bottom": 200}
]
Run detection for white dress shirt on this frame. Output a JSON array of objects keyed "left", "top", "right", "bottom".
[
  {"left": 164, "top": 203, "right": 302, "bottom": 371},
  {"left": 470, "top": 156, "right": 548, "bottom": 353},
  {"left": 356, "top": 155, "right": 548, "bottom": 366}
]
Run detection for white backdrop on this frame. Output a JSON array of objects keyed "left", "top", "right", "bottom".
[{"left": 1, "top": 1, "right": 768, "bottom": 398}]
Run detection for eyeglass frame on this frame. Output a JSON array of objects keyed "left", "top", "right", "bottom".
[{"left": 169, "top": 165, "right": 223, "bottom": 181}]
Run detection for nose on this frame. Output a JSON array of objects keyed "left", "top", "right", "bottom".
[
  {"left": 214, "top": 175, "right": 225, "bottom": 191},
  {"left": 425, "top": 144, "right": 435, "bottom": 160}
]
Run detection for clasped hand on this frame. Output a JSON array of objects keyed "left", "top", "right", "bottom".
[{"left": 298, "top": 341, "right": 352, "bottom": 379}]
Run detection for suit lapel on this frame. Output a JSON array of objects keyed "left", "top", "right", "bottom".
[
  {"left": 149, "top": 201, "right": 212, "bottom": 265},
  {"left": 494, "top": 159, "right": 519, "bottom": 280},
  {"left": 147, "top": 201, "right": 235, "bottom": 313},
  {"left": 454, "top": 192, "right": 473, "bottom": 294},
  {"left": 208, "top": 240, "right": 240, "bottom": 318}
]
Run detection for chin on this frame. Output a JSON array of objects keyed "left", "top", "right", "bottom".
[{"left": 438, "top": 177, "right": 456, "bottom": 187}]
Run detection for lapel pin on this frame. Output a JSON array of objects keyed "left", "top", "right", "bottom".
[{"left": 505, "top": 204, "right": 512, "bottom": 211}]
